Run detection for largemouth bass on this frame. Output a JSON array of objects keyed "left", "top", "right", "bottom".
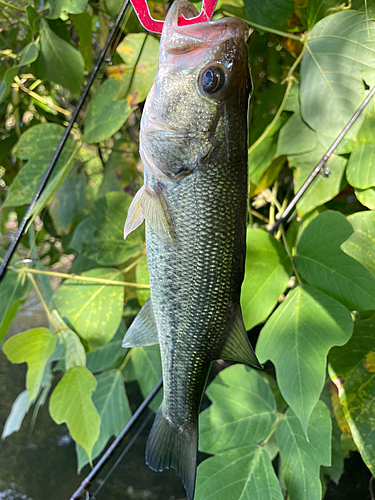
[{"left": 123, "top": 1, "right": 260, "bottom": 498}]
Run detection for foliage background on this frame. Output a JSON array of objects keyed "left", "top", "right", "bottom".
[{"left": 1, "top": 0, "right": 375, "bottom": 498}]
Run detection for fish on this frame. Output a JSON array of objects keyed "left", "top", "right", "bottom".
[{"left": 122, "top": 1, "right": 260, "bottom": 498}]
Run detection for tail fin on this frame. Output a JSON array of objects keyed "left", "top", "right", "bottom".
[{"left": 146, "top": 407, "right": 197, "bottom": 500}]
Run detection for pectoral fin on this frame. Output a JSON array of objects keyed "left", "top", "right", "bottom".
[
  {"left": 124, "top": 184, "right": 175, "bottom": 242},
  {"left": 122, "top": 297, "right": 159, "bottom": 347},
  {"left": 219, "top": 307, "right": 262, "bottom": 369}
]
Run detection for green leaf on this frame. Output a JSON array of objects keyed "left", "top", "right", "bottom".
[
  {"left": 248, "top": 135, "right": 277, "bottom": 185},
  {"left": 300, "top": 11, "right": 375, "bottom": 140},
  {"left": 83, "top": 79, "right": 133, "bottom": 144},
  {"left": 131, "top": 344, "right": 162, "bottom": 412},
  {"left": 243, "top": 0, "right": 294, "bottom": 29},
  {"left": 199, "top": 365, "right": 277, "bottom": 454},
  {"left": 52, "top": 268, "right": 124, "bottom": 350},
  {"left": 1, "top": 390, "right": 29, "bottom": 439},
  {"left": 346, "top": 143, "right": 375, "bottom": 189},
  {"left": 290, "top": 147, "right": 347, "bottom": 216},
  {"left": 51, "top": 310, "right": 86, "bottom": 369},
  {"left": 48, "top": 163, "right": 94, "bottom": 235},
  {"left": 86, "top": 321, "right": 128, "bottom": 373},
  {"left": 115, "top": 33, "right": 159, "bottom": 105},
  {"left": 97, "top": 138, "right": 138, "bottom": 197},
  {"left": 48, "top": 0, "right": 88, "bottom": 19},
  {"left": 49, "top": 366, "right": 100, "bottom": 460},
  {"left": 3, "top": 123, "right": 78, "bottom": 211},
  {"left": 276, "top": 401, "right": 332, "bottom": 500},
  {"left": 241, "top": 228, "right": 291, "bottom": 331},
  {"left": 295, "top": 210, "right": 375, "bottom": 310},
  {"left": 71, "top": 12, "right": 93, "bottom": 70},
  {"left": 70, "top": 192, "right": 144, "bottom": 266},
  {"left": 341, "top": 211, "right": 375, "bottom": 276},
  {"left": 276, "top": 111, "right": 318, "bottom": 156},
  {"left": 307, "top": 0, "right": 341, "bottom": 28},
  {"left": 256, "top": 285, "right": 353, "bottom": 434},
  {"left": 32, "top": 19, "right": 84, "bottom": 93},
  {"left": 195, "top": 445, "right": 283, "bottom": 500},
  {"left": 76, "top": 369, "right": 132, "bottom": 471},
  {"left": 329, "top": 314, "right": 375, "bottom": 475},
  {"left": 0, "top": 268, "right": 30, "bottom": 343},
  {"left": 136, "top": 254, "right": 150, "bottom": 306},
  {"left": 3, "top": 328, "right": 56, "bottom": 403},
  {"left": 355, "top": 186, "right": 375, "bottom": 209}
]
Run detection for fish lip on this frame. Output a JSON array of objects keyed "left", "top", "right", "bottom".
[{"left": 162, "top": 0, "right": 250, "bottom": 55}]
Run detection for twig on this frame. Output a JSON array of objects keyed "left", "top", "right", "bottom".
[
  {"left": 14, "top": 266, "right": 150, "bottom": 289},
  {"left": 69, "top": 378, "right": 163, "bottom": 500},
  {"left": 269, "top": 85, "right": 375, "bottom": 235},
  {"left": 14, "top": 77, "right": 71, "bottom": 117},
  {"left": 0, "top": 0, "right": 25, "bottom": 12}
]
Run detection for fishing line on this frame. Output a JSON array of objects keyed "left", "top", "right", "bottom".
[{"left": 0, "top": 0, "right": 131, "bottom": 284}]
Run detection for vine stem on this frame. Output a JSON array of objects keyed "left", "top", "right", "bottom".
[
  {"left": 27, "top": 273, "right": 59, "bottom": 329},
  {"left": 248, "top": 21, "right": 304, "bottom": 42},
  {"left": 14, "top": 77, "right": 71, "bottom": 117},
  {"left": 15, "top": 267, "right": 150, "bottom": 289},
  {"left": 261, "top": 412, "right": 284, "bottom": 448},
  {"left": 280, "top": 225, "right": 302, "bottom": 285},
  {"left": 0, "top": 0, "right": 25, "bottom": 12},
  {"left": 248, "top": 44, "right": 306, "bottom": 157}
]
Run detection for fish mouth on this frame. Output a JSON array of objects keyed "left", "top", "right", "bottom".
[{"left": 161, "top": 0, "right": 250, "bottom": 56}]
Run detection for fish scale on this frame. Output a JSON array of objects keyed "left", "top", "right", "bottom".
[{"left": 122, "top": 1, "right": 260, "bottom": 497}]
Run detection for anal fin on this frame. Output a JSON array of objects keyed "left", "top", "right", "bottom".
[
  {"left": 122, "top": 297, "right": 159, "bottom": 347},
  {"left": 219, "top": 307, "right": 262, "bottom": 369}
]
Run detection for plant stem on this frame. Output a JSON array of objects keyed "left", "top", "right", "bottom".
[
  {"left": 248, "top": 45, "right": 306, "bottom": 156},
  {"left": 121, "top": 254, "right": 144, "bottom": 275},
  {"left": 280, "top": 226, "right": 302, "bottom": 285},
  {"left": 248, "top": 21, "right": 304, "bottom": 42},
  {"left": 0, "top": 0, "right": 25, "bottom": 12},
  {"left": 27, "top": 273, "right": 59, "bottom": 329},
  {"left": 261, "top": 412, "right": 283, "bottom": 448},
  {"left": 17, "top": 266, "right": 150, "bottom": 288},
  {"left": 119, "top": 348, "right": 133, "bottom": 372},
  {"left": 14, "top": 77, "right": 71, "bottom": 117}
]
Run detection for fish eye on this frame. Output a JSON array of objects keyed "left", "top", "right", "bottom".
[{"left": 199, "top": 65, "right": 226, "bottom": 96}]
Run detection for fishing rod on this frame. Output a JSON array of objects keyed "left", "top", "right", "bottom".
[{"left": 0, "top": 0, "right": 131, "bottom": 285}]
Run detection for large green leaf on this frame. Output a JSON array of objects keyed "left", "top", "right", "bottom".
[
  {"left": 256, "top": 285, "right": 353, "bottom": 434},
  {"left": 341, "top": 211, "right": 375, "bottom": 276},
  {"left": 131, "top": 344, "right": 162, "bottom": 412},
  {"left": 51, "top": 310, "right": 86, "bottom": 370},
  {"left": 3, "top": 328, "right": 56, "bottom": 403},
  {"left": 307, "top": 0, "right": 342, "bottom": 28},
  {"left": 346, "top": 143, "right": 375, "bottom": 189},
  {"left": 32, "top": 19, "right": 84, "bottom": 93},
  {"left": 48, "top": 164, "right": 94, "bottom": 235},
  {"left": 76, "top": 369, "right": 132, "bottom": 471},
  {"left": 83, "top": 79, "right": 133, "bottom": 144},
  {"left": 115, "top": 33, "right": 159, "bottom": 105},
  {"left": 276, "top": 401, "right": 331, "bottom": 500},
  {"left": 70, "top": 192, "right": 144, "bottom": 266},
  {"left": 195, "top": 445, "right": 283, "bottom": 500},
  {"left": 290, "top": 147, "right": 347, "bottom": 217},
  {"left": 199, "top": 365, "right": 277, "bottom": 454},
  {"left": 329, "top": 314, "right": 375, "bottom": 475},
  {"left": 86, "top": 321, "right": 128, "bottom": 373},
  {"left": 1, "top": 390, "right": 29, "bottom": 439},
  {"left": 355, "top": 186, "right": 375, "bottom": 209},
  {"left": 71, "top": 12, "right": 93, "bottom": 70},
  {"left": 243, "top": 0, "right": 294, "bottom": 29},
  {"left": 300, "top": 11, "right": 375, "bottom": 139},
  {"left": 295, "top": 210, "right": 375, "bottom": 310},
  {"left": 52, "top": 268, "right": 124, "bottom": 350},
  {"left": 276, "top": 111, "right": 318, "bottom": 156},
  {"left": 3, "top": 123, "right": 78, "bottom": 212},
  {"left": 241, "top": 228, "right": 291, "bottom": 331},
  {"left": 248, "top": 135, "right": 278, "bottom": 186},
  {"left": 49, "top": 366, "right": 100, "bottom": 460},
  {"left": 136, "top": 254, "right": 150, "bottom": 306}
]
